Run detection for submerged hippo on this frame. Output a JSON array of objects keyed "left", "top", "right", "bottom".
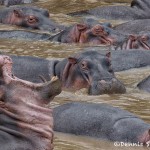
[
  {"left": 137, "top": 75, "right": 150, "bottom": 93},
  {"left": 47, "top": 23, "right": 114, "bottom": 44},
  {"left": 53, "top": 102, "right": 150, "bottom": 145},
  {"left": 0, "top": 55, "right": 62, "bottom": 150},
  {"left": 9, "top": 50, "right": 126, "bottom": 95},
  {"left": 0, "top": 6, "right": 63, "bottom": 32},
  {"left": 0, "top": 0, "right": 33, "bottom": 6},
  {"left": 68, "top": 0, "right": 150, "bottom": 20}
]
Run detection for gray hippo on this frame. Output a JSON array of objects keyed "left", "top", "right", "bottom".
[
  {"left": 0, "top": 55, "right": 62, "bottom": 150},
  {"left": 68, "top": 0, "right": 150, "bottom": 20},
  {"left": 8, "top": 50, "right": 126, "bottom": 95},
  {"left": 0, "top": 6, "right": 64, "bottom": 32},
  {"left": 53, "top": 102, "right": 150, "bottom": 146}
]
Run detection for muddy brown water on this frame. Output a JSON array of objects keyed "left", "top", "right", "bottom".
[{"left": 0, "top": 0, "right": 150, "bottom": 150}]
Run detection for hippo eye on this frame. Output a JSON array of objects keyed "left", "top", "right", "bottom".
[
  {"left": 27, "top": 16, "right": 38, "bottom": 24},
  {"left": 80, "top": 61, "right": 88, "bottom": 71}
]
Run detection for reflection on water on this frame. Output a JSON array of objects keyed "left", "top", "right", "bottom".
[{"left": 0, "top": 0, "right": 149, "bottom": 150}]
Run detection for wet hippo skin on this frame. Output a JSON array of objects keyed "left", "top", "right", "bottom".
[
  {"left": 0, "top": 6, "right": 64, "bottom": 32},
  {"left": 0, "top": 55, "right": 62, "bottom": 150},
  {"left": 53, "top": 102, "right": 150, "bottom": 145},
  {"left": 137, "top": 75, "right": 150, "bottom": 93},
  {"left": 114, "top": 19, "right": 150, "bottom": 35},
  {"left": 68, "top": 0, "right": 150, "bottom": 20},
  {"left": 9, "top": 50, "right": 126, "bottom": 95}
]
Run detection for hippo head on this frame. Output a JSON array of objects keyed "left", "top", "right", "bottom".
[
  {"left": 63, "top": 23, "right": 115, "bottom": 44},
  {"left": 79, "top": 24, "right": 115, "bottom": 45},
  {"left": 55, "top": 50, "right": 126, "bottom": 95},
  {"left": 116, "top": 34, "right": 150, "bottom": 50},
  {"left": 0, "top": 55, "right": 62, "bottom": 106},
  {"left": 5, "top": 6, "right": 63, "bottom": 32}
]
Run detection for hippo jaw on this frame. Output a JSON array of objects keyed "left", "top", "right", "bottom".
[{"left": 88, "top": 78, "right": 126, "bottom": 95}]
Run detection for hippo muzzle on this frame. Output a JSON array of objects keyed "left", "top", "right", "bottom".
[{"left": 88, "top": 77, "right": 126, "bottom": 95}]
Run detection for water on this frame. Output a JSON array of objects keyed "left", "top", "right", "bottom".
[{"left": 0, "top": 0, "right": 150, "bottom": 149}]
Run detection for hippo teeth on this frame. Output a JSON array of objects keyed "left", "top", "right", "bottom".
[{"left": 51, "top": 76, "right": 59, "bottom": 82}]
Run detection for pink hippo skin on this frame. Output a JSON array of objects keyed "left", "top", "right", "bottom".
[{"left": 0, "top": 55, "right": 61, "bottom": 150}]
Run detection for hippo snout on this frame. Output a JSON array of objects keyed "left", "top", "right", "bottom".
[{"left": 88, "top": 78, "right": 126, "bottom": 95}]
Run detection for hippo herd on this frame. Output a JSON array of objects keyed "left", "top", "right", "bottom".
[{"left": 0, "top": 0, "right": 150, "bottom": 149}]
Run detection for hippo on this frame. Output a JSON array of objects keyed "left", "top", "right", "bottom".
[
  {"left": 8, "top": 50, "right": 126, "bottom": 95},
  {"left": 68, "top": 0, "right": 150, "bottom": 20},
  {"left": 53, "top": 102, "right": 150, "bottom": 145},
  {"left": 0, "top": 0, "right": 33, "bottom": 6},
  {"left": 0, "top": 6, "right": 64, "bottom": 32},
  {"left": 49, "top": 23, "right": 116, "bottom": 44},
  {"left": 114, "top": 19, "right": 150, "bottom": 34},
  {"left": 0, "top": 55, "right": 62, "bottom": 150},
  {"left": 137, "top": 75, "right": 150, "bottom": 93}
]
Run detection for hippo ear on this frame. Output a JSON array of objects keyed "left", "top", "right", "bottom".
[
  {"left": 76, "top": 24, "right": 87, "bottom": 31},
  {"left": 68, "top": 57, "right": 77, "bottom": 64},
  {"left": 13, "top": 9, "right": 23, "bottom": 18}
]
